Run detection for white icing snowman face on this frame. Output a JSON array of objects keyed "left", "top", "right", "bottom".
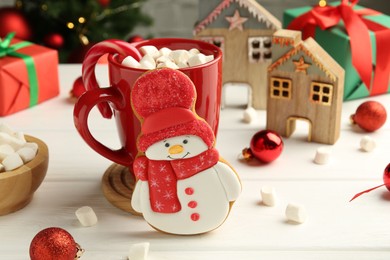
[{"left": 145, "top": 135, "right": 208, "bottom": 160}]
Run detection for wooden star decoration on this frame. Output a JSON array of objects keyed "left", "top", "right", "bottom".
[
  {"left": 225, "top": 10, "right": 248, "bottom": 31},
  {"left": 293, "top": 56, "right": 311, "bottom": 74}
]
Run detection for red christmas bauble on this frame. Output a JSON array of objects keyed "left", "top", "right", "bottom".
[
  {"left": 350, "top": 101, "right": 387, "bottom": 132},
  {"left": 243, "top": 130, "right": 283, "bottom": 163},
  {"left": 383, "top": 163, "right": 390, "bottom": 191},
  {"left": 128, "top": 35, "right": 144, "bottom": 43},
  {"left": 70, "top": 76, "right": 86, "bottom": 99},
  {"left": 98, "top": 0, "right": 110, "bottom": 7},
  {"left": 67, "top": 44, "right": 93, "bottom": 63},
  {"left": 44, "top": 33, "right": 64, "bottom": 49},
  {"left": 350, "top": 163, "right": 390, "bottom": 201},
  {"left": 29, "top": 227, "right": 77, "bottom": 260},
  {"left": 0, "top": 7, "right": 31, "bottom": 40}
]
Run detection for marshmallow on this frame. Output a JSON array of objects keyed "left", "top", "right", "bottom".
[
  {"left": 156, "top": 60, "right": 179, "bottom": 69},
  {"left": 0, "top": 123, "right": 14, "bottom": 136},
  {"left": 122, "top": 56, "right": 141, "bottom": 69},
  {"left": 313, "top": 146, "right": 331, "bottom": 165},
  {"left": 128, "top": 242, "right": 150, "bottom": 260},
  {"left": 0, "top": 144, "right": 15, "bottom": 160},
  {"left": 285, "top": 203, "right": 307, "bottom": 224},
  {"left": 75, "top": 206, "right": 98, "bottom": 227},
  {"left": 187, "top": 53, "right": 213, "bottom": 67},
  {"left": 177, "top": 61, "right": 189, "bottom": 68},
  {"left": 187, "top": 53, "right": 206, "bottom": 67},
  {"left": 189, "top": 48, "right": 200, "bottom": 55},
  {"left": 17, "top": 147, "right": 36, "bottom": 163},
  {"left": 360, "top": 135, "right": 376, "bottom": 152},
  {"left": 158, "top": 47, "right": 172, "bottom": 57},
  {"left": 169, "top": 50, "right": 190, "bottom": 64},
  {"left": 242, "top": 106, "right": 257, "bottom": 123},
  {"left": 14, "top": 131, "right": 26, "bottom": 142},
  {"left": 261, "top": 186, "right": 277, "bottom": 207},
  {"left": 155, "top": 55, "right": 171, "bottom": 64},
  {"left": 204, "top": 55, "right": 214, "bottom": 63},
  {"left": 121, "top": 47, "right": 211, "bottom": 71},
  {"left": 2, "top": 152, "right": 24, "bottom": 171},
  {"left": 139, "top": 45, "right": 160, "bottom": 59},
  {"left": 23, "top": 142, "right": 39, "bottom": 154},
  {"left": 139, "top": 54, "right": 156, "bottom": 70},
  {"left": 0, "top": 132, "right": 25, "bottom": 150}
]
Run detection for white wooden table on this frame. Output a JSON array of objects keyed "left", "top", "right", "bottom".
[{"left": 1, "top": 64, "right": 390, "bottom": 260}]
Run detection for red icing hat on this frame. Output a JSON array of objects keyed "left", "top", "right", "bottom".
[{"left": 131, "top": 68, "right": 215, "bottom": 152}]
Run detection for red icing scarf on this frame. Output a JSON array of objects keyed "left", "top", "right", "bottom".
[{"left": 133, "top": 148, "right": 219, "bottom": 213}]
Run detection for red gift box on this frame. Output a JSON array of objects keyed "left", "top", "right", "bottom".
[
  {"left": 0, "top": 34, "right": 59, "bottom": 116},
  {"left": 285, "top": 0, "right": 390, "bottom": 100}
]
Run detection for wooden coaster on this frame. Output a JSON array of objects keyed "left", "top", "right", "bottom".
[{"left": 101, "top": 163, "right": 139, "bottom": 215}]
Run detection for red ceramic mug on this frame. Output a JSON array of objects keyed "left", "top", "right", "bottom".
[{"left": 73, "top": 38, "right": 222, "bottom": 167}]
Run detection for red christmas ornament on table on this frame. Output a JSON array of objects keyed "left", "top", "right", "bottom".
[
  {"left": 350, "top": 101, "right": 387, "bottom": 132},
  {"left": 44, "top": 33, "right": 65, "bottom": 49},
  {"left": 242, "top": 130, "right": 283, "bottom": 163},
  {"left": 29, "top": 227, "right": 83, "bottom": 260},
  {"left": 128, "top": 35, "right": 144, "bottom": 43},
  {"left": 350, "top": 163, "right": 390, "bottom": 201},
  {"left": 383, "top": 163, "right": 390, "bottom": 191},
  {"left": 0, "top": 7, "right": 31, "bottom": 40},
  {"left": 97, "top": 0, "right": 111, "bottom": 7},
  {"left": 70, "top": 76, "right": 86, "bottom": 99}
]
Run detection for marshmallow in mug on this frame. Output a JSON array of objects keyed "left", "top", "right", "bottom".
[
  {"left": 0, "top": 124, "right": 38, "bottom": 172},
  {"left": 122, "top": 46, "right": 214, "bottom": 70}
]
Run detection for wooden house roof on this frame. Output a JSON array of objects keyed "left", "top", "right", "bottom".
[
  {"left": 268, "top": 37, "right": 344, "bottom": 82},
  {"left": 193, "top": 0, "right": 281, "bottom": 34}
]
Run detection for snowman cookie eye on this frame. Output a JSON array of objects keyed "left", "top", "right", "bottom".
[
  {"left": 164, "top": 142, "right": 170, "bottom": 148},
  {"left": 183, "top": 139, "right": 188, "bottom": 144}
]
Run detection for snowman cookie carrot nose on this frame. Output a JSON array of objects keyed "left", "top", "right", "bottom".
[
  {"left": 130, "top": 68, "right": 241, "bottom": 235},
  {"left": 165, "top": 138, "right": 190, "bottom": 159}
]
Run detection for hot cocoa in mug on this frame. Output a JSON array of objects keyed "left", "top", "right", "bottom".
[{"left": 74, "top": 38, "right": 222, "bottom": 168}]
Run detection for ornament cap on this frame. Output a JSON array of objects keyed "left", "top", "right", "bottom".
[{"left": 241, "top": 147, "right": 253, "bottom": 160}]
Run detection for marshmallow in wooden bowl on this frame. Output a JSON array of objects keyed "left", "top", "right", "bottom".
[
  {"left": 0, "top": 124, "right": 39, "bottom": 172},
  {"left": 0, "top": 124, "right": 48, "bottom": 215},
  {"left": 122, "top": 46, "right": 214, "bottom": 70}
]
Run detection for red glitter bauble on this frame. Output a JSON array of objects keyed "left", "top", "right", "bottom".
[
  {"left": 98, "top": 0, "right": 111, "bottom": 7},
  {"left": 350, "top": 101, "right": 387, "bottom": 132},
  {"left": 0, "top": 7, "right": 31, "bottom": 40},
  {"left": 383, "top": 163, "right": 390, "bottom": 191},
  {"left": 29, "top": 227, "right": 77, "bottom": 260},
  {"left": 44, "top": 33, "right": 64, "bottom": 49},
  {"left": 128, "top": 35, "right": 144, "bottom": 43},
  {"left": 244, "top": 130, "right": 283, "bottom": 163},
  {"left": 70, "top": 76, "right": 86, "bottom": 99}
]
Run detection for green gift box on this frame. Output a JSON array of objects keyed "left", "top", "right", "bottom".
[{"left": 283, "top": 2, "right": 390, "bottom": 101}]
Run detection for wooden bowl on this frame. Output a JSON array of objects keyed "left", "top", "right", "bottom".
[{"left": 0, "top": 135, "right": 48, "bottom": 215}]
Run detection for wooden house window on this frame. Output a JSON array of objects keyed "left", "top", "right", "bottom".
[
  {"left": 270, "top": 77, "right": 291, "bottom": 100},
  {"left": 310, "top": 82, "right": 333, "bottom": 105},
  {"left": 248, "top": 36, "right": 272, "bottom": 63},
  {"left": 199, "top": 36, "right": 225, "bottom": 55}
]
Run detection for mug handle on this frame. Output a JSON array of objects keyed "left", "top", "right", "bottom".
[
  {"left": 82, "top": 39, "right": 142, "bottom": 119},
  {"left": 74, "top": 39, "right": 142, "bottom": 166},
  {"left": 73, "top": 86, "right": 133, "bottom": 166}
]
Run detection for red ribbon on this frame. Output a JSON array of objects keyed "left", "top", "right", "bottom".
[{"left": 287, "top": 0, "right": 390, "bottom": 95}]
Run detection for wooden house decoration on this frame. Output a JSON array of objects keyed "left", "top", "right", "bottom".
[
  {"left": 266, "top": 30, "right": 345, "bottom": 145},
  {"left": 194, "top": 0, "right": 281, "bottom": 109}
]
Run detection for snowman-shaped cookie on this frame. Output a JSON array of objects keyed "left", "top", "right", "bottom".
[{"left": 131, "top": 68, "right": 241, "bottom": 235}]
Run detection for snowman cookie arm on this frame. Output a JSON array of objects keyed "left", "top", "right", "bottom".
[
  {"left": 131, "top": 180, "right": 144, "bottom": 213},
  {"left": 214, "top": 161, "right": 241, "bottom": 201},
  {"left": 132, "top": 156, "right": 149, "bottom": 214}
]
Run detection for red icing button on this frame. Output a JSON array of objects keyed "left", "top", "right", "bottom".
[
  {"left": 185, "top": 187, "right": 194, "bottom": 195},
  {"left": 188, "top": 201, "right": 197, "bottom": 208},
  {"left": 191, "top": 213, "right": 200, "bottom": 221}
]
